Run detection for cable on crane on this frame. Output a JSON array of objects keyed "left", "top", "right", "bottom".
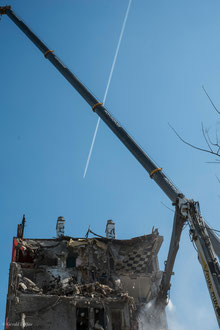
[
  {"left": 188, "top": 229, "right": 198, "bottom": 252},
  {"left": 92, "top": 102, "right": 103, "bottom": 112},
  {"left": 44, "top": 50, "right": 54, "bottom": 58},
  {"left": 205, "top": 226, "right": 220, "bottom": 234},
  {"left": 150, "top": 168, "right": 162, "bottom": 178}
]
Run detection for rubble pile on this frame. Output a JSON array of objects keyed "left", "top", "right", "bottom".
[
  {"left": 46, "top": 280, "right": 128, "bottom": 299},
  {"left": 17, "top": 271, "right": 133, "bottom": 303},
  {"left": 18, "top": 275, "right": 42, "bottom": 294}
]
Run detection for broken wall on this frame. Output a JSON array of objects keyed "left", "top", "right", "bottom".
[{"left": 5, "top": 230, "right": 163, "bottom": 329}]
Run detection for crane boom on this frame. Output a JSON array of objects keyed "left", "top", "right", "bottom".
[
  {"left": 1, "top": 6, "right": 181, "bottom": 203},
  {"left": 1, "top": 5, "right": 220, "bottom": 328}
]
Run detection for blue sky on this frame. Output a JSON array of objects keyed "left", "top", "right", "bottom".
[{"left": 1, "top": 0, "right": 220, "bottom": 329}]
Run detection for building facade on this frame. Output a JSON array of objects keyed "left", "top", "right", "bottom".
[{"left": 5, "top": 218, "right": 165, "bottom": 329}]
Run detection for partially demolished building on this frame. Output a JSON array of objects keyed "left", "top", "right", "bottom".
[{"left": 5, "top": 217, "right": 164, "bottom": 329}]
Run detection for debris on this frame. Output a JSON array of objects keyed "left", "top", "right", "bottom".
[
  {"left": 6, "top": 231, "right": 163, "bottom": 329},
  {"left": 18, "top": 275, "right": 42, "bottom": 294}
]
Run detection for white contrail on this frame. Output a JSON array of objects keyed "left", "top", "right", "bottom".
[
  {"left": 83, "top": 118, "right": 100, "bottom": 178},
  {"left": 83, "top": 0, "right": 132, "bottom": 178}
]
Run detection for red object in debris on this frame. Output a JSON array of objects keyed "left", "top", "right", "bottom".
[
  {"left": 11, "top": 237, "right": 25, "bottom": 262},
  {"left": 11, "top": 238, "right": 18, "bottom": 262},
  {"left": 5, "top": 316, "right": 10, "bottom": 329}
]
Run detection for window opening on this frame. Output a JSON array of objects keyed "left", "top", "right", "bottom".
[
  {"left": 111, "top": 309, "right": 123, "bottom": 330},
  {"left": 17, "top": 249, "right": 34, "bottom": 264},
  {"left": 94, "top": 308, "right": 105, "bottom": 329},
  {"left": 76, "top": 308, "right": 89, "bottom": 330},
  {"left": 66, "top": 253, "right": 77, "bottom": 268}
]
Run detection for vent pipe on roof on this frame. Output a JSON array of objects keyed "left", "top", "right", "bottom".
[
  {"left": 105, "top": 220, "right": 115, "bottom": 239},
  {"left": 56, "top": 216, "right": 65, "bottom": 238}
]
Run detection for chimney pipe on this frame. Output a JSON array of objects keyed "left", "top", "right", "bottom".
[
  {"left": 105, "top": 219, "right": 115, "bottom": 239},
  {"left": 56, "top": 216, "right": 65, "bottom": 238}
]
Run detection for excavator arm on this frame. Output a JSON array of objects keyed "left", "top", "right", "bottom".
[
  {"left": 188, "top": 202, "right": 220, "bottom": 325},
  {"left": 156, "top": 207, "right": 186, "bottom": 305}
]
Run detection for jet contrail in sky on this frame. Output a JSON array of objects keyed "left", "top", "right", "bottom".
[{"left": 83, "top": 0, "right": 132, "bottom": 178}]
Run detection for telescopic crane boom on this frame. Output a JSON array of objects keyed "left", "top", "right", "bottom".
[{"left": 1, "top": 5, "right": 220, "bottom": 327}]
